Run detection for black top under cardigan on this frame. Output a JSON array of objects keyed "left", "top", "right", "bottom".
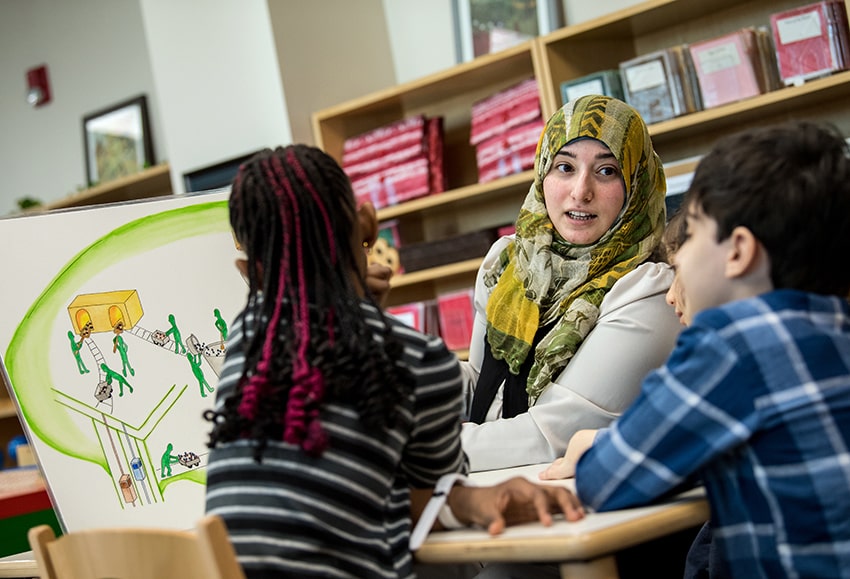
[{"left": 468, "top": 323, "right": 554, "bottom": 423}]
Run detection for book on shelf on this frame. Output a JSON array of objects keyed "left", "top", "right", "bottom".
[
  {"left": 387, "top": 300, "right": 441, "bottom": 338},
  {"left": 688, "top": 27, "right": 780, "bottom": 109},
  {"left": 475, "top": 118, "right": 545, "bottom": 184},
  {"left": 436, "top": 288, "right": 476, "bottom": 351},
  {"left": 350, "top": 156, "right": 431, "bottom": 210},
  {"left": 387, "top": 302, "right": 426, "bottom": 333},
  {"left": 560, "top": 70, "right": 625, "bottom": 105},
  {"left": 343, "top": 115, "right": 445, "bottom": 210},
  {"left": 770, "top": 0, "right": 850, "bottom": 85},
  {"left": 620, "top": 46, "right": 702, "bottom": 124},
  {"left": 470, "top": 77, "right": 543, "bottom": 183},
  {"left": 469, "top": 78, "right": 541, "bottom": 146}
]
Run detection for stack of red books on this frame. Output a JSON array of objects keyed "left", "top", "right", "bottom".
[
  {"left": 343, "top": 115, "right": 445, "bottom": 210},
  {"left": 470, "top": 78, "right": 542, "bottom": 183}
]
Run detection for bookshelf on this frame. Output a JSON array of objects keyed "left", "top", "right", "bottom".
[
  {"left": 313, "top": 43, "right": 540, "bottom": 310},
  {"left": 313, "top": 0, "right": 850, "bottom": 313},
  {"left": 538, "top": 0, "right": 850, "bottom": 160}
]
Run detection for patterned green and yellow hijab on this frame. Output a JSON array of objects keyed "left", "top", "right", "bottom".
[{"left": 484, "top": 95, "right": 667, "bottom": 404}]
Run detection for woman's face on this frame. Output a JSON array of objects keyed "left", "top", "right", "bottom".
[{"left": 542, "top": 139, "right": 626, "bottom": 245}]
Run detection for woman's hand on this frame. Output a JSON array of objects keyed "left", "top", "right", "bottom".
[
  {"left": 539, "top": 429, "right": 598, "bottom": 480},
  {"left": 447, "top": 477, "right": 584, "bottom": 536}
]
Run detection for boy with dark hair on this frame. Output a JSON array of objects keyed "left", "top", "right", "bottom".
[{"left": 574, "top": 120, "right": 850, "bottom": 578}]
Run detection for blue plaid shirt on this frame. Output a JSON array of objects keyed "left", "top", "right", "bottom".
[{"left": 576, "top": 290, "right": 850, "bottom": 578}]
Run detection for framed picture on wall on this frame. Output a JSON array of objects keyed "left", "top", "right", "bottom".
[
  {"left": 452, "top": 0, "right": 564, "bottom": 62},
  {"left": 82, "top": 95, "right": 155, "bottom": 187}
]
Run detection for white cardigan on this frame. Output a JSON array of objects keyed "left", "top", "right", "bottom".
[{"left": 460, "top": 236, "right": 681, "bottom": 472}]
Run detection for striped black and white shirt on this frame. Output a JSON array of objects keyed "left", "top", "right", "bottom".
[{"left": 205, "top": 301, "right": 467, "bottom": 578}]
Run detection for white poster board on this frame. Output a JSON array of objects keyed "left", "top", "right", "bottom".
[{"left": 0, "top": 190, "right": 247, "bottom": 532}]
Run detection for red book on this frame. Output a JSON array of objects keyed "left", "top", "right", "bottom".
[
  {"left": 0, "top": 467, "right": 52, "bottom": 519},
  {"left": 475, "top": 119, "right": 544, "bottom": 183},
  {"left": 350, "top": 156, "right": 431, "bottom": 210},
  {"left": 342, "top": 116, "right": 426, "bottom": 167},
  {"left": 470, "top": 78, "right": 541, "bottom": 146},
  {"left": 425, "top": 117, "right": 446, "bottom": 195},
  {"left": 344, "top": 116, "right": 445, "bottom": 205},
  {"left": 343, "top": 141, "right": 427, "bottom": 180},
  {"left": 387, "top": 302, "right": 426, "bottom": 332},
  {"left": 770, "top": 1, "right": 850, "bottom": 84},
  {"left": 689, "top": 28, "right": 764, "bottom": 109},
  {"left": 437, "top": 289, "right": 475, "bottom": 351}
]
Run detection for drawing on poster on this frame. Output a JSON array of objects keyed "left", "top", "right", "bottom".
[{"left": 0, "top": 190, "right": 246, "bottom": 532}]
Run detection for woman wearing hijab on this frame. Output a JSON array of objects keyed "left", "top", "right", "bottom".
[{"left": 461, "top": 94, "right": 681, "bottom": 472}]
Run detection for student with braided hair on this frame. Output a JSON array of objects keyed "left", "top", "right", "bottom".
[{"left": 203, "top": 144, "right": 583, "bottom": 579}]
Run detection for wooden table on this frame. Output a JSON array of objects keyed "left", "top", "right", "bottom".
[
  {"left": 0, "top": 552, "right": 36, "bottom": 579},
  {"left": 416, "top": 464, "right": 710, "bottom": 579},
  {"left": 0, "top": 465, "right": 709, "bottom": 579}
]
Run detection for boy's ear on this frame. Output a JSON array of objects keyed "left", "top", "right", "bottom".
[
  {"left": 357, "top": 201, "right": 379, "bottom": 248},
  {"left": 725, "top": 226, "right": 766, "bottom": 279}
]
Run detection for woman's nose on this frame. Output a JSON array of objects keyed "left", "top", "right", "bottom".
[{"left": 571, "top": 171, "right": 593, "bottom": 201}]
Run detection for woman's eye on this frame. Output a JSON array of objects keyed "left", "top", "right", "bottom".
[
  {"left": 599, "top": 166, "right": 619, "bottom": 177},
  {"left": 555, "top": 162, "right": 573, "bottom": 173}
]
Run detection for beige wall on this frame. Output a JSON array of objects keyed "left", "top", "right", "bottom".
[{"left": 139, "top": 0, "right": 292, "bottom": 195}]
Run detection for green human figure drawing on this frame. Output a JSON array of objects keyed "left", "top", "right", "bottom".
[
  {"left": 187, "top": 352, "right": 214, "bottom": 397},
  {"left": 112, "top": 333, "right": 135, "bottom": 377},
  {"left": 160, "top": 442, "right": 179, "bottom": 478},
  {"left": 213, "top": 308, "right": 228, "bottom": 350},
  {"left": 67, "top": 330, "right": 89, "bottom": 374},
  {"left": 164, "top": 313, "right": 186, "bottom": 354},
  {"left": 100, "top": 363, "right": 133, "bottom": 397}
]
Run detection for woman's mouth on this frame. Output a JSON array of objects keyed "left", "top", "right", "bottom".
[{"left": 567, "top": 211, "right": 595, "bottom": 221}]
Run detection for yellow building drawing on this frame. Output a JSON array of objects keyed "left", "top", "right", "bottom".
[{"left": 68, "top": 290, "right": 144, "bottom": 335}]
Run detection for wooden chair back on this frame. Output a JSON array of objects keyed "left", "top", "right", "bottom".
[{"left": 27, "top": 513, "right": 245, "bottom": 579}]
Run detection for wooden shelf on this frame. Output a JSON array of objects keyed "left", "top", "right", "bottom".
[
  {"left": 313, "top": 43, "right": 540, "bottom": 193},
  {"left": 313, "top": 41, "right": 538, "bottom": 155},
  {"left": 377, "top": 170, "right": 533, "bottom": 221},
  {"left": 44, "top": 164, "right": 172, "bottom": 211},
  {"left": 391, "top": 258, "right": 483, "bottom": 289},
  {"left": 648, "top": 70, "right": 850, "bottom": 143}
]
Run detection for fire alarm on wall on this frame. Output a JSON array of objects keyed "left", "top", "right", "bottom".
[{"left": 26, "top": 64, "right": 51, "bottom": 107}]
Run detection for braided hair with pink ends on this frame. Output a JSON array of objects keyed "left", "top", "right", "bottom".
[{"left": 205, "top": 144, "right": 412, "bottom": 461}]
